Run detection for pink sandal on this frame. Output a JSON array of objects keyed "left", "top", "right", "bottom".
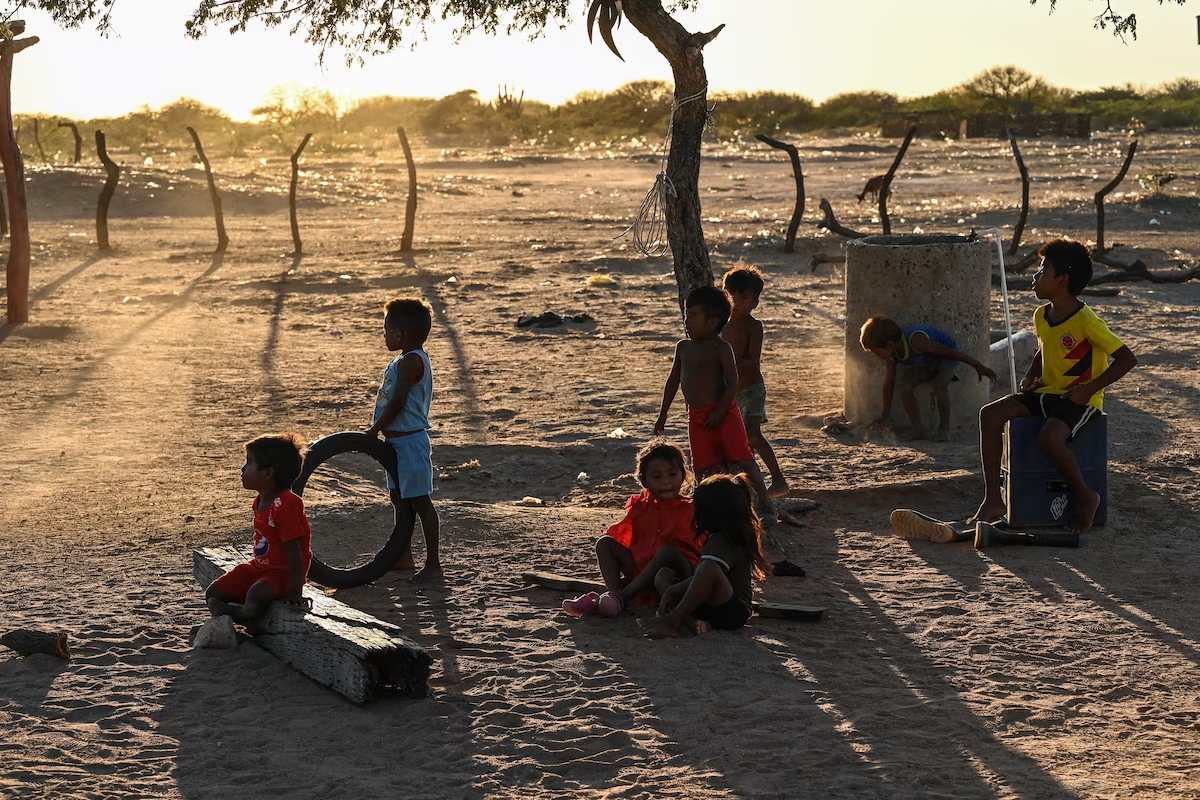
[{"left": 562, "top": 592, "right": 600, "bottom": 617}]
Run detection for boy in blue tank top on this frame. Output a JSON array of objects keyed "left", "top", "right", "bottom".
[
  {"left": 366, "top": 297, "right": 441, "bottom": 583},
  {"left": 860, "top": 317, "right": 997, "bottom": 440}
]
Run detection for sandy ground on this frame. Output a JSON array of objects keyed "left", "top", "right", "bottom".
[{"left": 2, "top": 131, "right": 1200, "bottom": 798}]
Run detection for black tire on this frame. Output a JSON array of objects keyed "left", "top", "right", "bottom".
[{"left": 293, "top": 431, "right": 408, "bottom": 589}]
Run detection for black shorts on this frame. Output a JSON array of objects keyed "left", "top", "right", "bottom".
[
  {"left": 1013, "top": 392, "right": 1099, "bottom": 440},
  {"left": 693, "top": 596, "right": 753, "bottom": 631}
]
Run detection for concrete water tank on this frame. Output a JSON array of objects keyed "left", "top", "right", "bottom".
[{"left": 844, "top": 235, "right": 992, "bottom": 431}]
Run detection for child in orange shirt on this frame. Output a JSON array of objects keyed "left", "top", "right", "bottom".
[{"left": 562, "top": 441, "right": 701, "bottom": 617}]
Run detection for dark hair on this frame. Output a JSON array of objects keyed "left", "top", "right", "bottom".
[
  {"left": 245, "top": 433, "right": 306, "bottom": 491},
  {"left": 685, "top": 285, "right": 732, "bottom": 332},
  {"left": 692, "top": 474, "right": 771, "bottom": 579},
  {"left": 635, "top": 439, "right": 691, "bottom": 492},
  {"left": 1038, "top": 239, "right": 1093, "bottom": 295},
  {"left": 384, "top": 296, "right": 434, "bottom": 346},
  {"left": 859, "top": 316, "right": 902, "bottom": 351},
  {"left": 723, "top": 265, "right": 765, "bottom": 298}
]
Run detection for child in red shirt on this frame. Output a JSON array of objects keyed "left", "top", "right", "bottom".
[
  {"left": 206, "top": 434, "right": 312, "bottom": 624},
  {"left": 562, "top": 441, "right": 701, "bottom": 618}
]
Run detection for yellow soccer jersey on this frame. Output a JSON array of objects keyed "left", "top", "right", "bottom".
[{"left": 1034, "top": 303, "right": 1125, "bottom": 411}]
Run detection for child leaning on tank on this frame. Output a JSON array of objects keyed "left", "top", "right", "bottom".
[{"left": 859, "top": 316, "right": 997, "bottom": 440}]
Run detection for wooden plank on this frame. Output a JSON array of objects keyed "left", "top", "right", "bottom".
[
  {"left": 194, "top": 546, "right": 432, "bottom": 703},
  {"left": 523, "top": 571, "right": 825, "bottom": 622}
]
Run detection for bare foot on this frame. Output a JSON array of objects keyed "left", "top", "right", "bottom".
[
  {"left": 969, "top": 500, "right": 1007, "bottom": 525},
  {"left": 768, "top": 479, "right": 790, "bottom": 499},
  {"left": 686, "top": 619, "right": 712, "bottom": 636},
  {"left": 411, "top": 562, "right": 443, "bottom": 584},
  {"left": 1066, "top": 489, "right": 1101, "bottom": 534},
  {"left": 639, "top": 618, "right": 682, "bottom": 639}
]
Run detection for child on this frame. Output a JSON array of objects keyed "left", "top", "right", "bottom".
[
  {"left": 641, "top": 474, "right": 771, "bottom": 639},
  {"left": 860, "top": 316, "right": 998, "bottom": 440},
  {"left": 561, "top": 440, "right": 702, "bottom": 618},
  {"left": 654, "top": 285, "right": 775, "bottom": 520},
  {"left": 206, "top": 434, "right": 312, "bottom": 625},
  {"left": 365, "top": 296, "right": 441, "bottom": 583},
  {"left": 721, "top": 266, "right": 789, "bottom": 498},
  {"left": 971, "top": 239, "right": 1136, "bottom": 534}
]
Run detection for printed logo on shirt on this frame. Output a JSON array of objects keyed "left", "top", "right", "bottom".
[
  {"left": 1059, "top": 333, "right": 1076, "bottom": 351},
  {"left": 253, "top": 535, "right": 270, "bottom": 559}
]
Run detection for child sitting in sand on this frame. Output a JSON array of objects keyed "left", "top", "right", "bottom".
[
  {"left": 721, "top": 265, "right": 789, "bottom": 498},
  {"left": 562, "top": 440, "right": 702, "bottom": 618},
  {"left": 654, "top": 285, "right": 775, "bottom": 520},
  {"left": 971, "top": 239, "right": 1136, "bottom": 534},
  {"left": 206, "top": 434, "right": 312, "bottom": 625},
  {"left": 860, "top": 316, "right": 997, "bottom": 440},
  {"left": 365, "top": 296, "right": 441, "bottom": 583},
  {"left": 641, "top": 474, "right": 771, "bottom": 639}
]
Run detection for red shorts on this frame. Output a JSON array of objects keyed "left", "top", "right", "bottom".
[
  {"left": 688, "top": 401, "right": 754, "bottom": 471},
  {"left": 211, "top": 561, "right": 294, "bottom": 602}
]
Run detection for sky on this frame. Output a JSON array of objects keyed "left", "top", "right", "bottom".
[{"left": 9, "top": 0, "right": 1200, "bottom": 121}]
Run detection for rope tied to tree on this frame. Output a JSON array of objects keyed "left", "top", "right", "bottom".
[{"left": 620, "top": 84, "right": 711, "bottom": 257}]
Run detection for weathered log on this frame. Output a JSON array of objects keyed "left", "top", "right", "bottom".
[
  {"left": 878, "top": 125, "right": 916, "bottom": 235},
  {"left": 396, "top": 126, "right": 418, "bottom": 252},
  {"left": 194, "top": 546, "right": 432, "bottom": 703},
  {"left": 1009, "top": 249, "right": 1041, "bottom": 273},
  {"left": 186, "top": 126, "right": 229, "bottom": 254},
  {"left": 0, "top": 35, "right": 38, "bottom": 324},
  {"left": 1089, "top": 257, "right": 1200, "bottom": 285},
  {"left": 816, "top": 198, "right": 867, "bottom": 239},
  {"left": 754, "top": 133, "right": 804, "bottom": 253},
  {"left": 95, "top": 130, "right": 120, "bottom": 252},
  {"left": 288, "top": 132, "right": 312, "bottom": 256},
  {"left": 1095, "top": 139, "right": 1138, "bottom": 253},
  {"left": 0, "top": 629, "right": 71, "bottom": 659},
  {"left": 57, "top": 119, "right": 82, "bottom": 163},
  {"left": 1007, "top": 128, "right": 1030, "bottom": 255}
]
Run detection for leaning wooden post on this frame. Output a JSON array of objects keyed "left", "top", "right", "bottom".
[
  {"left": 878, "top": 125, "right": 916, "bottom": 236},
  {"left": 58, "top": 119, "right": 82, "bottom": 163},
  {"left": 754, "top": 133, "right": 805, "bottom": 253},
  {"left": 816, "top": 198, "right": 867, "bottom": 239},
  {"left": 95, "top": 130, "right": 120, "bottom": 252},
  {"left": 186, "top": 125, "right": 229, "bottom": 254},
  {"left": 1095, "top": 140, "right": 1138, "bottom": 253},
  {"left": 31, "top": 117, "right": 45, "bottom": 160},
  {"left": 396, "top": 126, "right": 417, "bottom": 252},
  {"left": 288, "top": 132, "right": 312, "bottom": 256},
  {"left": 1007, "top": 128, "right": 1031, "bottom": 256},
  {"left": 0, "top": 22, "right": 39, "bottom": 325}
]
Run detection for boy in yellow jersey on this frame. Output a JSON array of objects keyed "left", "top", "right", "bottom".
[{"left": 971, "top": 240, "right": 1137, "bottom": 534}]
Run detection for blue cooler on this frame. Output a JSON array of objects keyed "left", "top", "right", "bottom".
[{"left": 1001, "top": 413, "right": 1107, "bottom": 527}]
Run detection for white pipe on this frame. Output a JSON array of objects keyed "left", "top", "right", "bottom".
[{"left": 975, "top": 228, "right": 1018, "bottom": 392}]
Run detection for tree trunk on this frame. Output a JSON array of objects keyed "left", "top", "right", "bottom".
[
  {"left": 0, "top": 36, "right": 37, "bottom": 325},
  {"left": 186, "top": 126, "right": 229, "bottom": 254},
  {"left": 396, "top": 126, "right": 418, "bottom": 252},
  {"left": 1, "top": 629, "right": 71, "bottom": 659},
  {"left": 1095, "top": 140, "right": 1138, "bottom": 253},
  {"left": 0, "top": 169, "right": 7, "bottom": 240},
  {"left": 878, "top": 126, "right": 916, "bottom": 236},
  {"left": 1006, "top": 128, "right": 1030, "bottom": 255},
  {"left": 95, "top": 130, "right": 120, "bottom": 252},
  {"left": 58, "top": 120, "right": 82, "bottom": 163},
  {"left": 754, "top": 133, "right": 804, "bottom": 253},
  {"left": 289, "top": 132, "right": 312, "bottom": 256},
  {"left": 622, "top": 0, "right": 721, "bottom": 311}
]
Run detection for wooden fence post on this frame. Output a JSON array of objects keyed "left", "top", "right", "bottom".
[
  {"left": 186, "top": 126, "right": 229, "bottom": 254},
  {"left": 754, "top": 133, "right": 805, "bottom": 253},
  {"left": 1006, "top": 128, "right": 1031, "bottom": 256},
  {"left": 879, "top": 125, "right": 916, "bottom": 236},
  {"left": 289, "top": 133, "right": 312, "bottom": 256},
  {"left": 397, "top": 126, "right": 417, "bottom": 252},
  {"left": 95, "top": 130, "right": 120, "bottom": 252},
  {"left": 1095, "top": 140, "right": 1138, "bottom": 253},
  {"left": 57, "top": 119, "right": 82, "bottom": 163}
]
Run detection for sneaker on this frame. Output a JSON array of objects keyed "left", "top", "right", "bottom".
[
  {"left": 890, "top": 508, "right": 960, "bottom": 543},
  {"left": 596, "top": 591, "right": 626, "bottom": 618},
  {"left": 561, "top": 592, "right": 600, "bottom": 617}
]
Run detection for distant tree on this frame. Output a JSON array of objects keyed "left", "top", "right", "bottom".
[
  {"left": 816, "top": 91, "right": 898, "bottom": 129},
  {"left": 957, "top": 66, "right": 1056, "bottom": 115}
]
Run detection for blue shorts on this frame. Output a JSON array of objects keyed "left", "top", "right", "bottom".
[{"left": 385, "top": 431, "right": 434, "bottom": 499}]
